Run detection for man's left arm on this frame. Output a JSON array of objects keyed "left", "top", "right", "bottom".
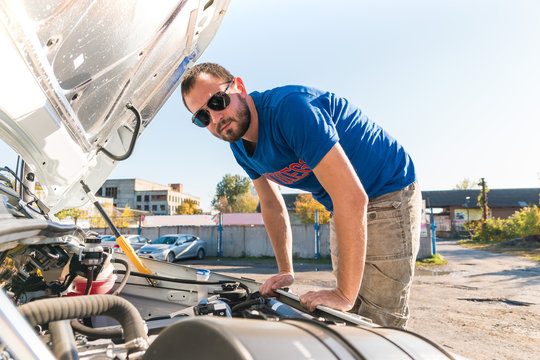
[{"left": 299, "top": 143, "right": 368, "bottom": 312}]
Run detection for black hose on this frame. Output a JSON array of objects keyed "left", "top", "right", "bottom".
[
  {"left": 68, "top": 258, "right": 131, "bottom": 340},
  {"left": 231, "top": 298, "right": 265, "bottom": 313},
  {"left": 70, "top": 319, "right": 123, "bottom": 340},
  {"left": 114, "top": 269, "right": 252, "bottom": 298},
  {"left": 116, "top": 269, "right": 249, "bottom": 288},
  {"left": 67, "top": 258, "right": 135, "bottom": 339},
  {"left": 19, "top": 294, "right": 148, "bottom": 354},
  {"left": 83, "top": 269, "right": 94, "bottom": 295},
  {"left": 97, "top": 104, "right": 142, "bottom": 161},
  {"left": 111, "top": 258, "right": 130, "bottom": 295}
]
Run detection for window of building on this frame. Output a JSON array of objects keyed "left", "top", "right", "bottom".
[
  {"left": 152, "top": 194, "right": 166, "bottom": 201},
  {"left": 105, "top": 187, "right": 118, "bottom": 199},
  {"left": 136, "top": 205, "right": 141, "bottom": 210},
  {"left": 160, "top": 205, "right": 165, "bottom": 211},
  {"left": 144, "top": 205, "right": 149, "bottom": 211},
  {"left": 144, "top": 195, "right": 149, "bottom": 201},
  {"left": 152, "top": 205, "right": 157, "bottom": 211},
  {"left": 136, "top": 195, "right": 141, "bottom": 202}
]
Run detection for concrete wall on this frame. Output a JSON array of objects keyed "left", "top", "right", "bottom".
[
  {"left": 94, "top": 224, "right": 331, "bottom": 258},
  {"left": 95, "top": 224, "right": 433, "bottom": 259}
]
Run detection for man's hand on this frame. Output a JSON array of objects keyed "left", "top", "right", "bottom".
[
  {"left": 299, "top": 288, "right": 354, "bottom": 313},
  {"left": 259, "top": 273, "right": 294, "bottom": 297}
]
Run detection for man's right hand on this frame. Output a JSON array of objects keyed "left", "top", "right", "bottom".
[{"left": 259, "top": 273, "right": 294, "bottom": 297}]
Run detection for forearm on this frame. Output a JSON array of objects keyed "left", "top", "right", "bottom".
[
  {"left": 261, "top": 201, "right": 294, "bottom": 274},
  {"left": 333, "top": 200, "right": 367, "bottom": 303},
  {"left": 311, "top": 143, "right": 368, "bottom": 304},
  {"left": 253, "top": 177, "right": 294, "bottom": 275}
]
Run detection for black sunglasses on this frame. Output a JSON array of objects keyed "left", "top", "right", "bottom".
[{"left": 191, "top": 80, "right": 234, "bottom": 128}]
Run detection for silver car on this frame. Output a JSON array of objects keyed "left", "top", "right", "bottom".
[
  {"left": 138, "top": 234, "right": 207, "bottom": 262},
  {"left": 101, "top": 234, "right": 151, "bottom": 253}
]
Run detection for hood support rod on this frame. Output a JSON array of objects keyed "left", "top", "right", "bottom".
[{"left": 80, "top": 180, "right": 155, "bottom": 284}]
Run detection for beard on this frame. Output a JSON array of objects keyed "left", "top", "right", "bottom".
[{"left": 215, "top": 96, "right": 251, "bottom": 143}]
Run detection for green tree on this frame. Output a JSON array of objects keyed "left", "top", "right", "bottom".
[
  {"left": 116, "top": 205, "right": 134, "bottom": 228},
  {"left": 176, "top": 199, "right": 203, "bottom": 215},
  {"left": 211, "top": 174, "right": 254, "bottom": 213},
  {"left": 91, "top": 202, "right": 113, "bottom": 228},
  {"left": 231, "top": 193, "right": 258, "bottom": 213},
  {"left": 55, "top": 208, "right": 86, "bottom": 225},
  {"left": 469, "top": 205, "right": 540, "bottom": 242},
  {"left": 294, "top": 193, "right": 330, "bottom": 224},
  {"left": 454, "top": 178, "right": 476, "bottom": 190}
]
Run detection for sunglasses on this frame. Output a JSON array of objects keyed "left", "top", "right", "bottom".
[{"left": 191, "top": 80, "right": 234, "bottom": 128}]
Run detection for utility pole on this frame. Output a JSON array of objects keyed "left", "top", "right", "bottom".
[{"left": 480, "top": 178, "right": 488, "bottom": 222}]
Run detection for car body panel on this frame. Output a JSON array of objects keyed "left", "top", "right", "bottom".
[{"left": 0, "top": 0, "right": 230, "bottom": 213}]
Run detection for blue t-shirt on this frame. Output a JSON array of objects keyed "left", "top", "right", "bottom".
[{"left": 230, "top": 85, "right": 415, "bottom": 211}]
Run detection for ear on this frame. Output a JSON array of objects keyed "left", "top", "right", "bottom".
[{"left": 234, "top": 77, "right": 247, "bottom": 94}]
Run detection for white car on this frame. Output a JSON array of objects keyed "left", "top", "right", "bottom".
[{"left": 101, "top": 234, "right": 151, "bottom": 253}]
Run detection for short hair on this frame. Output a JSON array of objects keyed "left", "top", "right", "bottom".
[{"left": 180, "top": 62, "right": 234, "bottom": 109}]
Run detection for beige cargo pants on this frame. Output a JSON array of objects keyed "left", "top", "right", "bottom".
[{"left": 330, "top": 181, "right": 421, "bottom": 329}]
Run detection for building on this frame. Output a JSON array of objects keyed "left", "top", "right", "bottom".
[
  {"left": 422, "top": 188, "right": 540, "bottom": 237},
  {"left": 97, "top": 178, "right": 200, "bottom": 215}
]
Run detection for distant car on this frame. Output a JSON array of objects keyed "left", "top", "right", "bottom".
[
  {"left": 98, "top": 234, "right": 115, "bottom": 242},
  {"left": 100, "top": 234, "right": 150, "bottom": 253},
  {"left": 138, "top": 234, "right": 207, "bottom": 262}
]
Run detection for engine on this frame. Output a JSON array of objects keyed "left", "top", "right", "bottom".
[{"left": 0, "top": 175, "right": 457, "bottom": 360}]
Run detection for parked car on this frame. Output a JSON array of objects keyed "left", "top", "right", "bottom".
[
  {"left": 97, "top": 234, "right": 115, "bottom": 242},
  {"left": 138, "top": 234, "right": 206, "bottom": 262},
  {"left": 101, "top": 234, "right": 150, "bottom": 253}
]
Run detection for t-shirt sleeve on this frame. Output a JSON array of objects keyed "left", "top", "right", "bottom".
[{"left": 275, "top": 93, "right": 339, "bottom": 170}]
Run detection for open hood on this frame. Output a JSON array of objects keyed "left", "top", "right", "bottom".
[{"left": 0, "top": 0, "right": 230, "bottom": 213}]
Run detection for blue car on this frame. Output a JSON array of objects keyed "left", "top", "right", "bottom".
[{"left": 138, "top": 234, "right": 207, "bottom": 262}]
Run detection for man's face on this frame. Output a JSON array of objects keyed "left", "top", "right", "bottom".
[{"left": 184, "top": 73, "right": 251, "bottom": 143}]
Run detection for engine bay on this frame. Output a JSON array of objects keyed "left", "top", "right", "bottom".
[{"left": 0, "top": 167, "right": 459, "bottom": 360}]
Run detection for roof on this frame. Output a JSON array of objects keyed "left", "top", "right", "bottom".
[
  {"left": 282, "top": 193, "right": 301, "bottom": 210},
  {"left": 422, "top": 188, "right": 540, "bottom": 208},
  {"left": 256, "top": 193, "right": 306, "bottom": 213},
  {"left": 142, "top": 213, "right": 264, "bottom": 226},
  {"left": 257, "top": 188, "right": 540, "bottom": 211}
]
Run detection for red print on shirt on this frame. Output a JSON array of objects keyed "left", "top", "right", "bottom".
[{"left": 262, "top": 159, "right": 312, "bottom": 185}]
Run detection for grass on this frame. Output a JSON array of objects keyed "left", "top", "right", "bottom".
[{"left": 416, "top": 253, "right": 447, "bottom": 267}]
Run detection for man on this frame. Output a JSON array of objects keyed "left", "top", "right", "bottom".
[{"left": 181, "top": 62, "right": 421, "bottom": 328}]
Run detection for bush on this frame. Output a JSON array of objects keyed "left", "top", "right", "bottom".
[{"left": 469, "top": 205, "right": 540, "bottom": 242}]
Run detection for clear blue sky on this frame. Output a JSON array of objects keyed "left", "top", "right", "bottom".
[{"left": 2, "top": 0, "right": 539, "bottom": 212}]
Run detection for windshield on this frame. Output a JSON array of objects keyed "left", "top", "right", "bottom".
[{"left": 151, "top": 236, "right": 177, "bottom": 245}]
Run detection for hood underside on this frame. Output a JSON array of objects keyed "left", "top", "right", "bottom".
[{"left": 0, "top": 0, "right": 230, "bottom": 213}]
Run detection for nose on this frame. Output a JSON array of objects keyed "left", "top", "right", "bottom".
[{"left": 209, "top": 109, "right": 224, "bottom": 125}]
